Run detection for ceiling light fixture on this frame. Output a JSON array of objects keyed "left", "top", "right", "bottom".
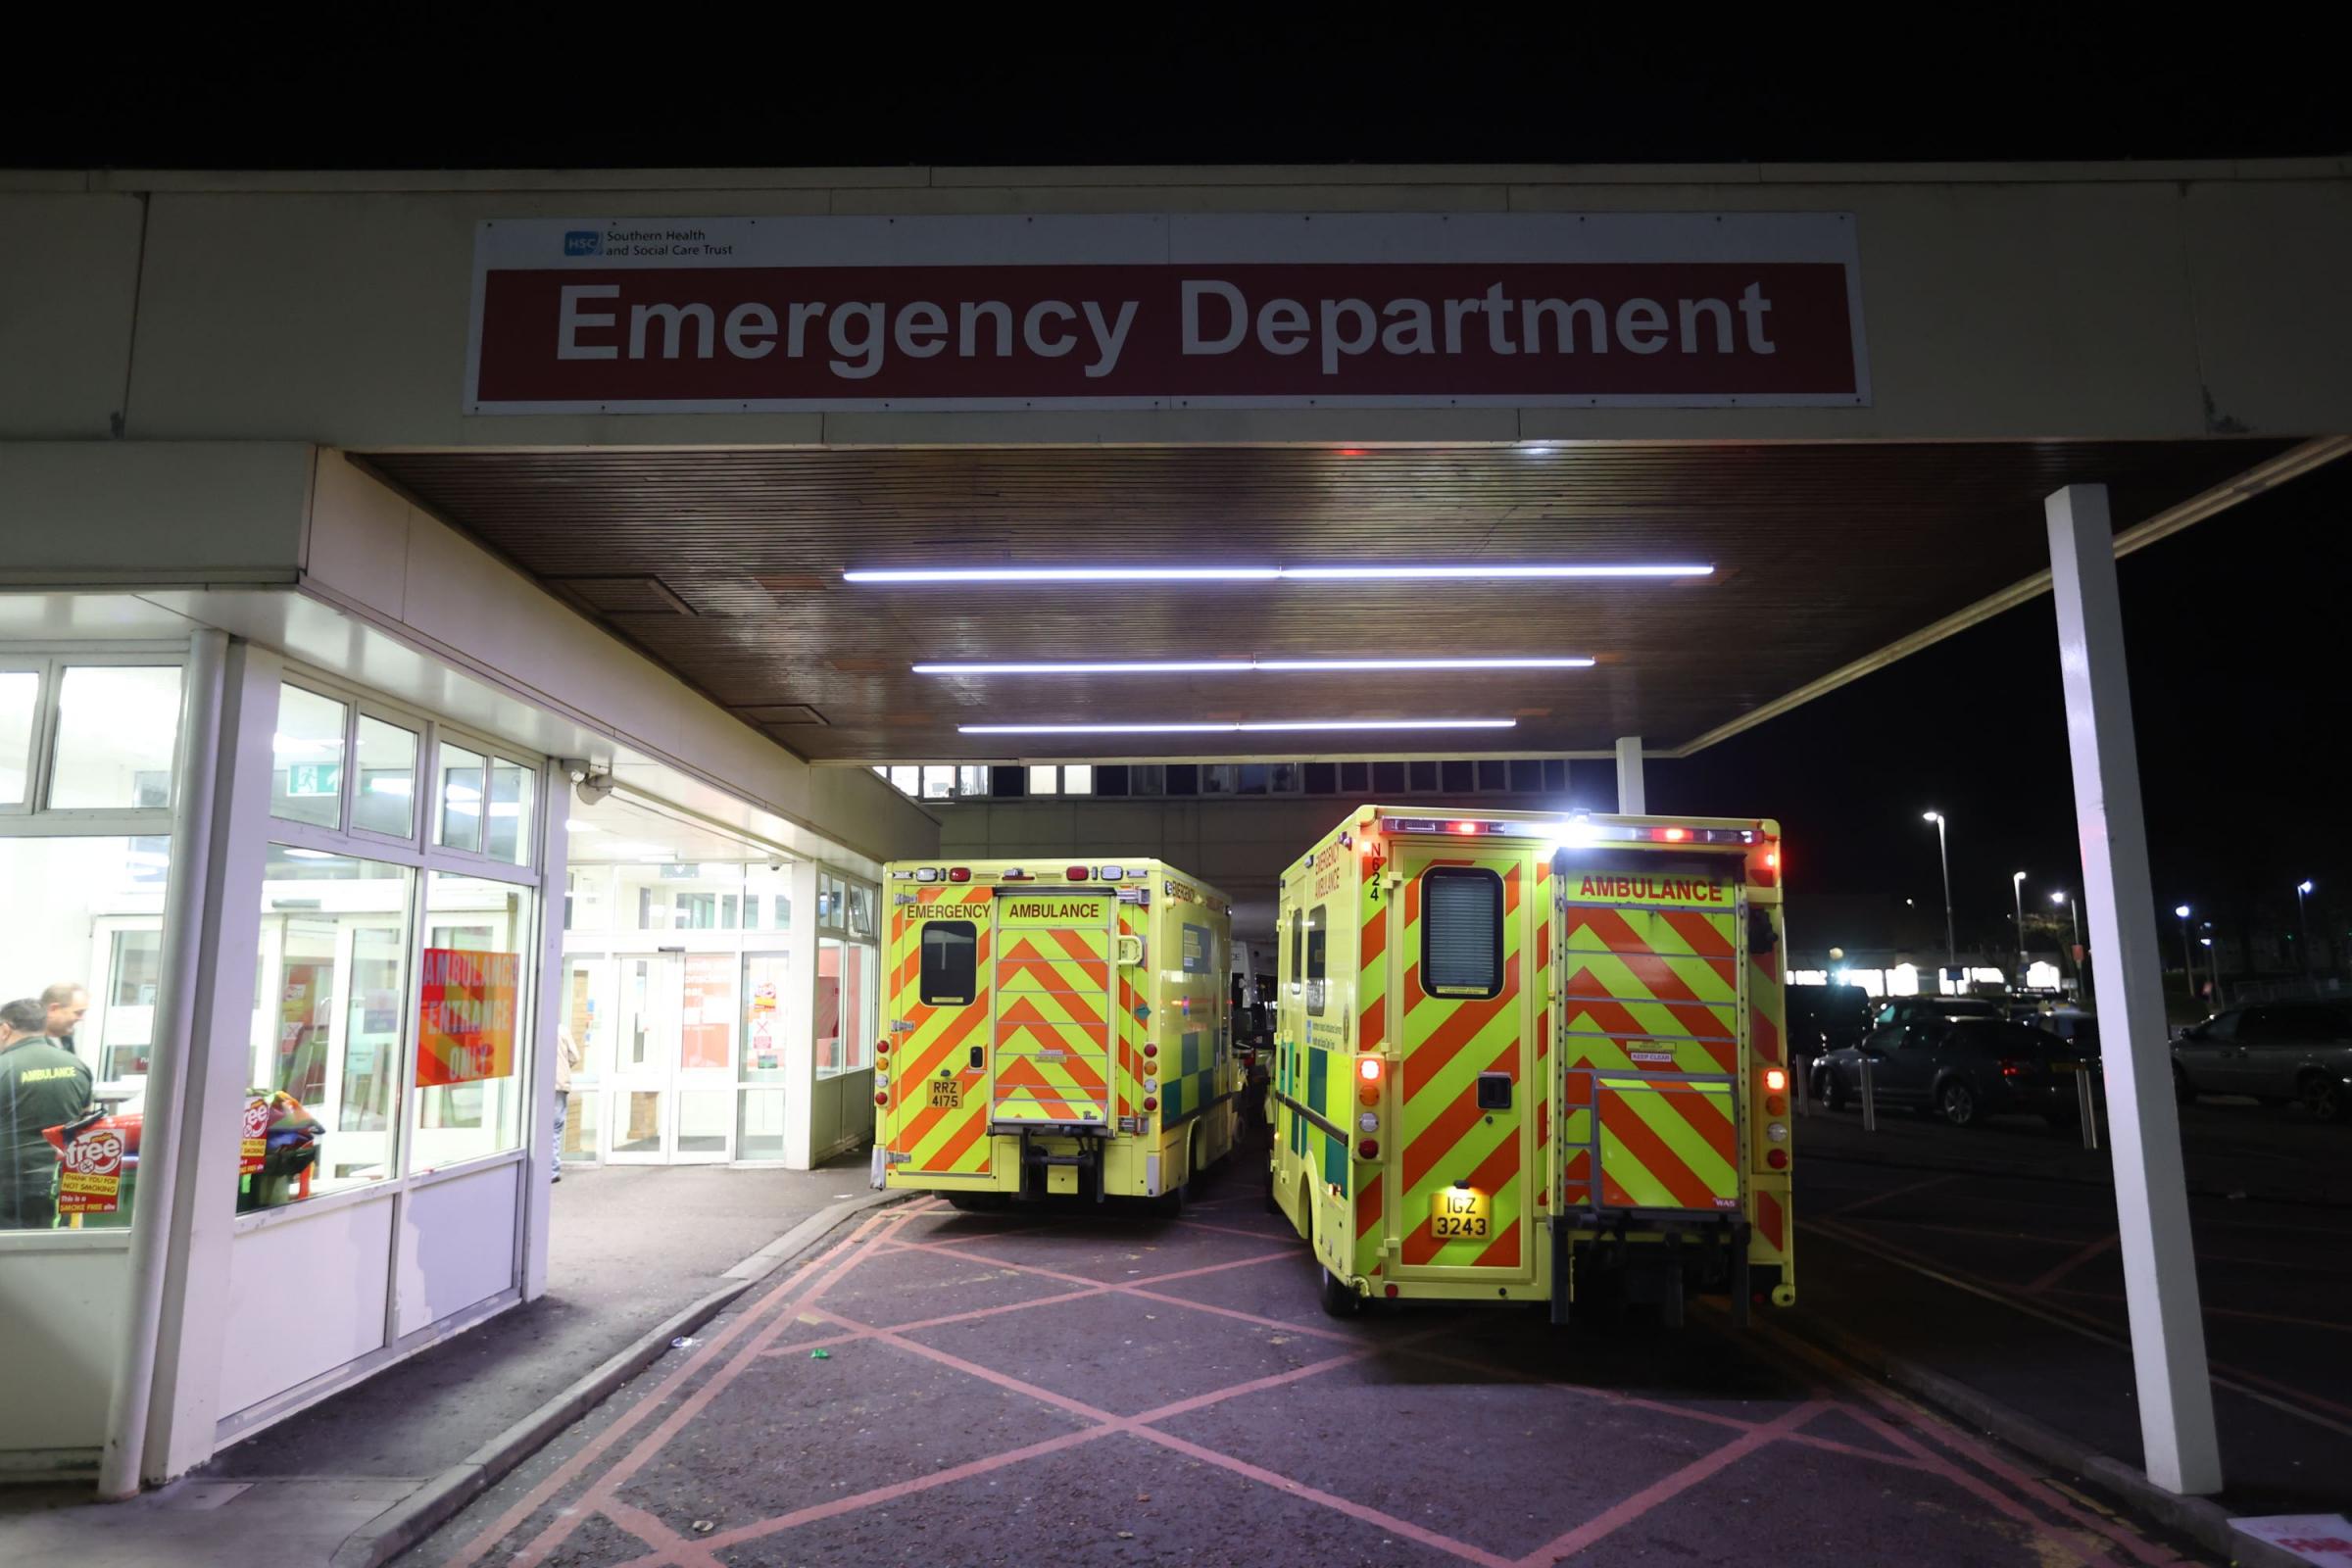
[
  {"left": 913, "top": 656, "right": 1595, "bottom": 674},
  {"left": 846, "top": 564, "right": 1710, "bottom": 584},
  {"left": 957, "top": 719, "right": 1518, "bottom": 735}
]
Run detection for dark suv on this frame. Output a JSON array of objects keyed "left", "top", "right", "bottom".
[
  {"left": 1813, "top": 1016, "right": 2082, "bottom": 1127},
  {"left": 2172, "top": 1000, "right": 2352, "bottom": 1122}
]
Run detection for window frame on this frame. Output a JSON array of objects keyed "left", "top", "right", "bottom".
[
  {"left": 0, "top": 652, "right": 189, "bottom": 826},
  {"left": 1418, "top": 865, "right": 1505, "bottom": 1001},
  {"left": 1305, "top": 906, "right": 1329, "bottom": 1016}
]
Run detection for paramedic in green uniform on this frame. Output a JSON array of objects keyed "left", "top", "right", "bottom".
[{"left": 1, "top": 997, "right": 92, "bottom": 1230}]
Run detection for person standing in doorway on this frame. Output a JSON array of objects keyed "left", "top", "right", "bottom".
[
  {"left": 2, "top": 997, "right": 94, "bottom": 1230},
  {"left": 552, "top": 1024, "right": 581, "bottom": 1183},
  {"left": 41, "top": 983, "right": 89, "bottom": 1057}
]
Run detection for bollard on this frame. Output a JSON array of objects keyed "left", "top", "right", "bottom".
[
  {"left": 1860, "top": 1054, "right": 1878, "bottom": 1132},
  {"left": 2077, "top": 1063, "right": 2100, "bottom": 1151}
]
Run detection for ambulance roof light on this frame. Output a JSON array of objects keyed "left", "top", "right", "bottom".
[
  {"left": 1065, "top": 865, "right": 1090, "bottom": 881},
  {"left": 947, "top": 866, "right": 971, "bottom": 883}
]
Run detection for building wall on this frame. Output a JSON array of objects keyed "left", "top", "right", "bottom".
[{"left": 3, "top": 162, "right": 2349, "bottom": 450}]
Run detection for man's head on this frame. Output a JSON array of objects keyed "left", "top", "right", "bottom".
[
  {"left": 1, "top": 998, "right": 47, "bottom": 1045},
  {"left": 40, "top": 984, "right": 87, "bottom": 1039}
]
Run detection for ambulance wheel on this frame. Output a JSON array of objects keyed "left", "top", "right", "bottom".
[
  {"left": 1181, "top": 1125, "right": 1209, "bottom": 1200},
  {"left": 1150, "top": 1184, "right": 1184, "bottom": 1219},
  {"left": 1319, "top": 1266, "right": 1360, "bottom": 1318}
]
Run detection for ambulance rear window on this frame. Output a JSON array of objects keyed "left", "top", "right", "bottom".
[
  {"left": 1422, "top": 867, "right": 1503, "bottom": 999},
  {"left": 919, "top": 921, "right": 977, "bottom": 1005}
]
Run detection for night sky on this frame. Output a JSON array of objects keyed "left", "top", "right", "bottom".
[{"left": 14, "top": 36, "right": 2344, "bottom": 956}]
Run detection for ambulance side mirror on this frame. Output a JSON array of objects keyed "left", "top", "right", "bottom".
[{"left": 1747, "top": 908, "right": 1779, "bottom": 956}]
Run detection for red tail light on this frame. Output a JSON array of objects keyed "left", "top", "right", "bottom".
[
  {"left": 1143, "top": 1043, "right": 1157, "bottom": 1058},
  {"left": 1142, "top": 1096, "right": 1158, "bottom": 1112},
  {"left": 875, "top": 1040, "right": 890, "bottom": 1058},
  {"left": 1999, "top": 1058, "right": 2025, "bottom": 1078},
  {"left": 1357, "top": 1138, "right": 1380, "bottom": 1158},
  {"left": 1065, "top": 864, "right": 1090, "bottom": 880},
  {"left": 1357, "top": 1056, "right": 1382, "bottom": 1082},
  {"left": 874, "top": 1091, "right": 889, "bottom": 1106},
  {"left": 1451, "top": 820, "right": 1479, "bottom": 834},
  {"left": 1661, "top": 826, "right": 1690, "bottom": 842},
  {"left": 1767, "top": 1149, "right": 1788, "bottom": 1170},
  {"left": 1763, "top": 1067, "right": 1788, "bottom": 1094}
]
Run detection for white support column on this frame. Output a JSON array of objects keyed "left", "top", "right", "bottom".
[
  {"left": 2046, "top": 483, "right": 2221, "bottom": 1495},
  {"left": 781, "top": 858, "right": 821, "bottom": 1169},
  {"left": 1614, "top": 736, "right": 1646, "bottom": 815},
  {"left": 140, "top": 645, "right": 285, "bottom": 1485},
  {"left": 519, "top": 790, "right": 568, "bottom": 1303}
]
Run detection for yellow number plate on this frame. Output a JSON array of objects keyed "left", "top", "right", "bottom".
[
  {"left": 1430, "top": 1186, "right": 1491, "bottom": 1241},
  {"left": 928, "top": 1078, "right": 963, "bottom": 1110}
]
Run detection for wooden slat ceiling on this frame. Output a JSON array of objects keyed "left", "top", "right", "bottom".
[{"left": 362, "top": 441, "right": 2287, "bottom": 761}]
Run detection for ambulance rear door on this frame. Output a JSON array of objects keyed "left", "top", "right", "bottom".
[
  {"left": 885, "top": 885, "right": 996, "bottom": 1177},
  {"left": 990, "top": 888, "right": 1117, "bottom": 1130},
  {"left": 1555, "top": 855, "right": 1744, "bottom": 1222}
]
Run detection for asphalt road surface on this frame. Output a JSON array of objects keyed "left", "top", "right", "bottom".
[
  {"left": 404, "top": 1165, "right": 2221, "bottom": 1568},
  {"left": 1795, "top": 1097, "right": 2352, "bottom": 1517}
]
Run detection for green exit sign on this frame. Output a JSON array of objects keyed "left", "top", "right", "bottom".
[{"left": 286, "top": 761, "right": 341, "bottom": 798}]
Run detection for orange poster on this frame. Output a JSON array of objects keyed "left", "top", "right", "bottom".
[{"left": 417, "top": 948, "right": 521, "bottom": 1086}]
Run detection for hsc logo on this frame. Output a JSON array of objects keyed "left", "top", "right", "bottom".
[{"left": 564, "top": 230, "right": 602, "bottom": 257}]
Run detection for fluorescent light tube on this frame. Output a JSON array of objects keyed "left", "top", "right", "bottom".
[
  {"left": 957, "top": 719, "right": 1518, "bottom": 735},
  {"left": 913, "top": 657, "right": 1594, "bottom": 674},
  {"left": 848, "top": 564, "right": 1708, "bottom": 584}
]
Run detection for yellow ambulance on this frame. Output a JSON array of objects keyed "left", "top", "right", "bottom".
[
  {"left": 874, "top": 858, "right": 1238, "bottom": 1211},
  {"left": 1267, "top": 806, "right": 1794, "bottom": 1324}
]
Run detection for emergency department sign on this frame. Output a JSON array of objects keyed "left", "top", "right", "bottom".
[
  {"left": 466, "top": 213, "right": 1868, "bottom": 415},
  {"left": 416, "top": 948, "right": 521, "bottom": 1087}
]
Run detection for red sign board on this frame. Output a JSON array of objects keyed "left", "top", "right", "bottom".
[
  {"left": 467, "top": 214, "right": 1867, "bottom": 415},
  {"left": 417, "top": 948, "right": 521, "bottom": 1087},
  {"left": 59, "top": 1125, "right": 125, "bottom": 1215}
]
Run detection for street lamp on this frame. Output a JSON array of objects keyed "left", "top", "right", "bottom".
[
  {"left": 2011, "top": 870, "right": 2028, "bottom": 984},
  {"left": 2296, "top": 879, "right": 2316, "bottom": 977},
  {"left": 2051, "top": 888, "right": 2085, "bottom": 1001},
  {"left": 2175, "top": 905, "right": 2196, "bottom": 1008},
  {"left": 1923, "top": 811, "right": 1956, "bottom": 983}
]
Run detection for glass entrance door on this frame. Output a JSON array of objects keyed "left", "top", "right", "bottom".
[{"left": 609, "top": 953, "right": 680, "bottom": 1162}]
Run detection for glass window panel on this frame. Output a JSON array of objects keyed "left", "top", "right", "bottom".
[
  {"left": 1305, "top": 908, "right": 1328, "bottom": 1016},
  {"left": 681, "top": 952, "right": 735, "bottom": 1073},
  {"left": 485, "top": 757, "right": 533, "bottom": 865},
  {"left": 1164, "top": 764, "right": 1197, "bottom": 797},
  {"left": 247, "top": 847, "right": 412, "bottom": 1206},
  {"left": 0, "top": 836, "right": 172, "bottom": 1232},
  {"left": 1201, "top": 765, "right": 1238, "bottom": 796},
  {"left": 1062, "top": 764, "right": 1094, "bottom": 795},
  {"left": 889, "top": 765, "right": 919, "bottom": 796},
  {"left": 742, "top": 951, "right": 791, "bottom": 1079},
  {"left": 1027, "top": 765, "right": 1058, "bottom": 796},
  {"left": 1422, "top": 867, "right": 1503, "bottom": 1000},
  {"left": 819, "top": 873, "right": 846, "bottom": 931},
  {"left": 957, "top": 765, "right": 990, "bottom": 798},
  {"left": 921, "top": 764, "right": 954, "bottom": 800},
  {"left": 1372, "top": 760, "right": 1405, "bottom": 794},
  {"left": 51, "top": 666, "right": 181, "bottom": 810},
  {"left": 270, "top": 685, "right": 348, "bottom": 827},
  {"left": 1, "top": 669, "right": 38, "bottom": 806},
  {"left": 1543, "top": 759, "right": 1570, "bottom": 791},
  {"left": 920, "top": 921, "right": 978, "bottom": 1005},
  {"left": 559, "top": 1088, "right": 599, "bottom": 1163},
  {"left": 1443, "top": 760, "right": 1476, "bottom": 793},
  {"left": 1303, "top": 762, "right": 1337, "bottom": 795},
  {"left": 816, "top": 937, "right": 877, "bottom": 1077},
  {"left": 676, "top": 1089, "right": 731, "bottom": 1155},
  {"left": 1341, "top": 761, "right": 1371, "bottom": 795},
  {"left": 1268, "top": 762, "right": 1300, "bottom": 794},
  {"left": 1407, "top": 760, "right": 1439, "bottom": 793},
  {"left": 411, "top": 872, "right": 535, "bottom": 1173},
  {"left": 613, "top": 1091, "right": 663, "bottom": 1154},
  {"left": 735, "top": 1087, "right": 788, "bottom": 1160},
  {"left": 1131, "top": 764, "right": 1164, "bottom": 797},
  {"left": 436, "top": 743, "right": 486, "bottom": 853},
  {"left": 1477, "top": 760, "right": 1510, "bottom": 792},
  {"left": 848, "top": 884, "right": 876, "bottom": 941},
  {"left": 1238, "top": 765, "right": 1268, "bottom": 796},
  {"left": 1509, "top": 759, "right": 1546, "bottom": 793},
  {"left": 564, "top": 865, "right": 612, "bottom": 932},
  {"left": 353, "top": 715, "right": 418, "bottom": 837},
  {"left": 1094, "top": 764, "right": 1128, "bottom": 798}
]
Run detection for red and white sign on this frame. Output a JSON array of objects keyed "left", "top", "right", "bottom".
[
  {"left": 466, "top": 214, "right": 1868, "bottom": 415},
  {"left": 238, "top": 1095, "right": 270, "bottom": 1176},
  {"left": 59, "top": 1126, "right": 125, "bottom": 1215}
]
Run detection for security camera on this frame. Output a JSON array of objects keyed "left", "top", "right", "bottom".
[
  {"left": 572, "top": 772, "right": 615, "bottom": 807},
  {"left": 560, "top": 759, "right": 592, "bottom": 784}
]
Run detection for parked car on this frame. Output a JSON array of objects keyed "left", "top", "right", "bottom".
[
  {"left": 1812, "top": 1016, "right": 2084, "bottom": 1128},
  {"left": 2037, "top": 1009, "right": 2099, "bottom": 1054},
  {"left": 2172, "top": 1000, "right": 2352, "bottom": 1122},
  {"left": 1788, "top": 984, "right": 1874, "bottom": 1070},
  {"left": 1870, "top": 996, "right": 2007, "bottom": 1028}
]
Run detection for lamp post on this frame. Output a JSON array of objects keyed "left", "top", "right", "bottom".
[
  {"left": 2051, "top": 888, "right": 2084, "bottom": 1001},
  {"left": 2175, "top": 904, "right": 2196, "bottom": 1009},
  {"left": 1923, "top": 811, "right": 1955, "bottom": 987},
  {"left": 2200, "top": 932, "right": 2221, "bottom": 1008},
  {"left": 2296, "top": 880, "right": 2315, "bottom": 978},
  {"left": 2012, "top": 870, "right": 2028, "bottom": 985}
]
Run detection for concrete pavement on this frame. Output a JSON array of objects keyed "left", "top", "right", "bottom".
[
  {"left": 0, "top": 1158, "right": 882, "bottom": 1568},
  {"left": 401, "top": 1166, "right": 2223, "bottom": 1568}
]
